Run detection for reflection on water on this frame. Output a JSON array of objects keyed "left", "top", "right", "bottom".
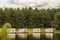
[
  {"left": 6, "top": 28, "right": 54, "bottom": 40},
  {"left": 55, "top": 33, "right": 60, "bottom": 40},
  {"left": 45, "top": 28, "right": 53, "bottom": 39},
  {"left": 32, "top": 28, "right": 40, "bottom": 39},
  {"left": 17, "top": 29, "right": 27, "bottom": 39}
]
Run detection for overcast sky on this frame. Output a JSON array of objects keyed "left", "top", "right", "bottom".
[{"left": 0, "top": 0, "right": 60, "bottom": 8}]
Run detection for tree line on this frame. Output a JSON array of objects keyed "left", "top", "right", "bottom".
[{"left": 0, "top": 7, "right": 60, "bottom": 28}]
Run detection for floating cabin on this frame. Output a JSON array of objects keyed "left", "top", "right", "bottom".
[{"left": 6, "top": 28, "right": 55, "bottom": 39}]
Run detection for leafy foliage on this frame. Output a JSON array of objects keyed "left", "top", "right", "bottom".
[
  {"left": 0, "top": 23, "right": 12, "bottom": 40},
  {"left": 0, "top": 8, "right": 60, "bottom": 28}
]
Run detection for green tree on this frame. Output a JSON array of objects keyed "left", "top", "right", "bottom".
[
  {"left": 52, "top": 12, "right": 60, "bottom": 29},
  {"left": 1, "top": 23, "right": 12, "bottom": 40}
]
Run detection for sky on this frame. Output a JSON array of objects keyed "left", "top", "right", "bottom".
[{"left": 0, "top": 0, "right": 60, "bottom": 8}]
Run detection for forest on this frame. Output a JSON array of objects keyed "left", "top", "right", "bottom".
[{"left": 0, "top": 7, "right": 60, "bottom": 29}]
